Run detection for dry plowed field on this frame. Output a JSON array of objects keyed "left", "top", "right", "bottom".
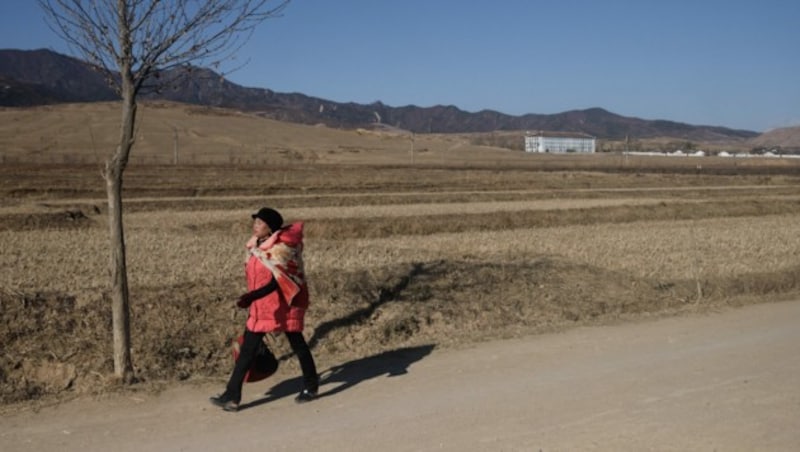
[{"left": 2, "top": 158, "right": 800, "bottom": 409}]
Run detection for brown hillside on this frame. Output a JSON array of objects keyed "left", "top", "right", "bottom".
[
  {"left": 749, "top": 125, "right": 800, "bottom": 150},
  {"left": 0, "top": 101, "right": 489, "bottom": 166},
  {"left": 0, "top": 101, "right": 780, "bottom": 169}
]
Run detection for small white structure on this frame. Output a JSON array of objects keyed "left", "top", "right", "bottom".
[{"left": 524, "top": 132, "right": 596, "bottom": 154}]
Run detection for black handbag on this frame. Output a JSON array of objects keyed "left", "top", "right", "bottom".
[{"left": 232, "top": 335, "right": 279, "bottom": 382}]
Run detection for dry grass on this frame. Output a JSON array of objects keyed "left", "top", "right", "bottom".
[
  {"left": 2, "top": 102, "right": 800, "bottom": 407},
  {"left": 3, "top": 102, "right": 799, "bottom": 171}
]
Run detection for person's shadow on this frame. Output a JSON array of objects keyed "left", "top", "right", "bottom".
[{"left": 238, "top": 344, "right": 435, "bottom": 411}]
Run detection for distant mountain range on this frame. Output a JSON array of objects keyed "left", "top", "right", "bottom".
[{"left": 0, "top": 48, "right": 760, "bottom": 141}]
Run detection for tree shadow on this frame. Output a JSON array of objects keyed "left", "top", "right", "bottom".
[
  {"left": 306, "top": 262, "right": 429, "bottom": 350},
  {"left": 237, "top": 344, "right": 435, "bottom": 411}
]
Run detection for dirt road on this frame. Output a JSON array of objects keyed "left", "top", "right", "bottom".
[{"left": 2, "top": 300, "right": 799, "bottom": 451}]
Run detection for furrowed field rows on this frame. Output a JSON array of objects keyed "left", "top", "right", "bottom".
[
  {"left": 3, "top": 183, "right": 799, "bottom": 213},
  {"left": 311, "top": 215, "right": 800, "bottom": 279},
  {"left": 2, "top": 213, "right": 798, "bottom": 295},
  {"left": 2, "top": 192, "right": 800, "bottom": 232},
  {"left": 2, "top": 164, "right": 799, "bottom": 203},
  {"left": 127, "top": 198, "right": 701, "bottom": 223}
]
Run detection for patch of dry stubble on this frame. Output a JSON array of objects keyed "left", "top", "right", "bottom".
[{"left": 2, "top": 165, "right": 800, "bottom": 406}]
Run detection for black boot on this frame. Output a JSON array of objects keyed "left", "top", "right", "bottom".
[
  {"left": 294, "top": 388, "right": 317, "bottom": 404},
  {"left": 209, "top": 393, "right": 239, "bottom": 412}
]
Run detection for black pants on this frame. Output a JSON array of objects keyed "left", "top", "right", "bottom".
[{"left": 225, "top": 329, "right": 318, "bottom": 402}]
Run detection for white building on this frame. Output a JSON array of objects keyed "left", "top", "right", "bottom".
[{"left": 524, "top": 132, "right": 596, "bottom": 154}]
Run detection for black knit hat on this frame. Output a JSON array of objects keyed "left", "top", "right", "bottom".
[{"left": 251, "top": 207, "right": 283, "bottom": 232}]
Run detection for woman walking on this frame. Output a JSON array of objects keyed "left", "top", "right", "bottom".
[{"left": 210, "top": 207, "right": 318, "bottom": 412}]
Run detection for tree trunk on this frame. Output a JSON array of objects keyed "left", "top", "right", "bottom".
[
  {"left": 106, "top": 90, "right": 137, "bottom": 383},
  {"left": 107, "top": 166, "right": 133, "bottom": 381}
]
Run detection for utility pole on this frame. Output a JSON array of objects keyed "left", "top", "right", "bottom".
[
  {"left": 173, "top": 126, "right": 179, "bottom": 165},
  {"left": 624, "top": 134, "right": 629, "bottom": 165},
  {"left": 410, "top": 132, "right": 415, "bottom": 165}
]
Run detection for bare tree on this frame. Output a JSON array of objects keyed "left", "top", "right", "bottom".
[{"left": 38, "top": 0, "right": 290, "bottom": 382}]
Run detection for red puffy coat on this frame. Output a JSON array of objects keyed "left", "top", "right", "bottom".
[{"left": 244, "top": 222, "right": 309, "bottom": 333}]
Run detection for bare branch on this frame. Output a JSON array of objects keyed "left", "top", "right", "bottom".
[{"left": 39, "top": 0, "right": 290, "bottom": 95}]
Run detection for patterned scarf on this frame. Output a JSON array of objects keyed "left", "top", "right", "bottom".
[{"left": 245, "top": 222, "right": 306, "bottom": 305}]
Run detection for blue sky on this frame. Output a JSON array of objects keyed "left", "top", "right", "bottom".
[{"left": 1, "top": 0, "right": 798, "bottom": 132}]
